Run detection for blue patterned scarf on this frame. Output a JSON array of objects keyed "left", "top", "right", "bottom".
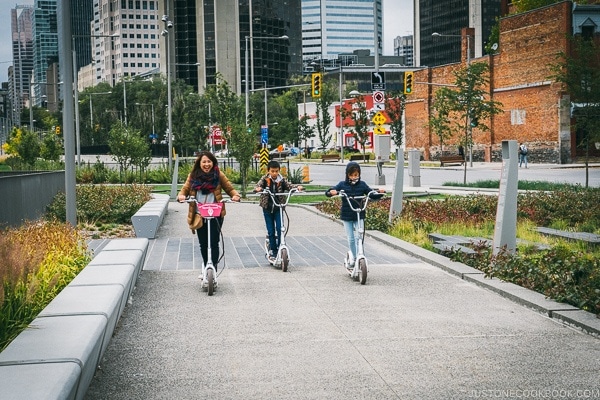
[{"left": 191, "top": 166, "right": 220, "bottom": 194}]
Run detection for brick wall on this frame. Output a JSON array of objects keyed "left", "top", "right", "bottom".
[{"left": 406, "top": 1, "right": 574, "bottom": 163}]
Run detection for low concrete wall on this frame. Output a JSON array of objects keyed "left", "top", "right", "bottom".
[
  {"left": 0, "top": 171, "right": 65, "bottom": 228},
  {"left": 0, "top": 238, "right": 148, "bottom": 400}
]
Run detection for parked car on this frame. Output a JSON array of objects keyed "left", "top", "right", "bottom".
[{"left": 269, "top": 148, "right": 291, "bottom": 159}]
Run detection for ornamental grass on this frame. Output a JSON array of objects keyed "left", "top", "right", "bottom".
[{"left": 0, "top": 220, "right": 90, "bottom": 351}]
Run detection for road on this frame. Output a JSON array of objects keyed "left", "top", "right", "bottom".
[{"left": 291, "top": 161, "right": 600, "bottom": 188}]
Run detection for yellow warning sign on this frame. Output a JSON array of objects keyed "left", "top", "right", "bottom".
[
  {"left": 260, "top": 148, "right": 269, "bottom": 168},
  {"left": 373, "top": 126, "right": 386, "bottom": 135},
  {"left": 372, "top": 111, "right": 387, "bottom": 126}
]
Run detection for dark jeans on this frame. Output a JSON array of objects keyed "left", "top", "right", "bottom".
[
  {"left": 263, "top": 209, "right": 282, "bottom": 255},
  {"left": 196, "top": 217, "right": 223, "bottom": 270}
]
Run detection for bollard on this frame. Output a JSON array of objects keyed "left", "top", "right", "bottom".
[{"left": 302, "top": 164, "right": 310, "bottom": 183}]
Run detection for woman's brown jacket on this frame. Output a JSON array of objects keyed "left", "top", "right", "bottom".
[{"left": 178, "top": 171, "right": 240, "bottom": 233}]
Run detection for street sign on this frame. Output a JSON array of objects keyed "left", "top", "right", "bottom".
[
  {"left": 374, "top": 126, "right": 386, "bottom": 135},
  {"left": 373, "top": 103, "right": 385, "bottom": 111},
  {"left": 372, "top": 111, "right": 387, "bottom": 126},
  {"left": 261, "top": 125, "right": 268, "bottom": 144},
  {"left": 373, "top": 90, "right": 385, "bottom": 103},
  {"left": 371, "top": 71, "right": 386, "bottom": 90},
  {"left": 211, "top": 127, "right": 225, "bottom": 145}
]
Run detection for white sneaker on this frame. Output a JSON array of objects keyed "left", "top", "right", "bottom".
[{"left": 347, "top": 251, "right": 355, "bottom": 268}]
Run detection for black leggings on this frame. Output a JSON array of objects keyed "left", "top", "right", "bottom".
[{"left": 196, "top": 217, "right": 223, "bottom": 270}]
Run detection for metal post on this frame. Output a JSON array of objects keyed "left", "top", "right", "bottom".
[
  {"left": 72, "top": 40, "right": 81, "bottom": 165},
  {"left": 264, "top": 83, "right": 268, "bottom": 126},
  {"left": 29, "top": 84, "right": 33, "bottom": 129},
  {"left": 339, "top": 65, "right": 344, "bottom": 161},
  {"left": 60, "top": 0, "right": 76, "bottom": 225},
  {"left": 89, "top": 95, "right": 93, "bottom": 130},
  {"left": 245, "top": 35, "right": 249, "bottom": 127},
  {"left": 123, "top": 78, "right": 128, "bottom": 126},
  {"left": 151, "top": 103, "right": 155, "bottom": 138},
  {"left": 467, "top": 34, "right": 473, "bottom": 168}
]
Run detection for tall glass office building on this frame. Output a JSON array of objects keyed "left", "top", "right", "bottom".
[
  {"left": 415, "top": 0, "right": 502, "bottom": 67},
  {"left": 163, "top": 0, "right": 302, "bottom": 95},
  {"left": 11, "top": 6, "right": 34, "bottom": 126},
  {"left": 302, "top": 0, "right": 383, "bottom": 67}
]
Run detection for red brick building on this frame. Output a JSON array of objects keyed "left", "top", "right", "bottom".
[{"left": 405, "top": 1, "right": 600, "bottom": 164}]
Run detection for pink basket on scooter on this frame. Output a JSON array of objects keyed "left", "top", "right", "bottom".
[{"left": 196, "top": 203, "right": 223, "bottom": 218}]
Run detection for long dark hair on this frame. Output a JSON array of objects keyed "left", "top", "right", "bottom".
[{"left": 191, "top": 151, "right": 218, "bottom": 178}]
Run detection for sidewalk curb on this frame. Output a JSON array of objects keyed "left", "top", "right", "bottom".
[{"left": 294, "top": 204, "right": 600, "bottom": 338}]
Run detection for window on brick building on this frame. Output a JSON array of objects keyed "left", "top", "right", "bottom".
[{"left": 511, "top": 109, "right": 526, "bottom": 125}]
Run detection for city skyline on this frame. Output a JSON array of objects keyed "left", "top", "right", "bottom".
[{"left": 0, "top": 0, "right": 412, "bottom": 84}]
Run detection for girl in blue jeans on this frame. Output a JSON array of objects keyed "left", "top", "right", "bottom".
[
  {"left": 325, "top": 162, "right": 385, "bottom": 268},
  {"left": 254, "top": 160, "right": 303, "bottom": 262}
]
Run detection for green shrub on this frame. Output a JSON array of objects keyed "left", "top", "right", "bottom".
[
  {"left": 447, "top": 244, "right": 600, "bottom": 315},
  {"left": 46, "top": 184, "right": 153, "bottom": 224},
  {"left": 315, "top": 196, "right": 391, "bottom": 233}
]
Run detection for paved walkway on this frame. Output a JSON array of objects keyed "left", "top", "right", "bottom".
[{"left": 85, "top": 197, "right": 600, "bottom": 400}]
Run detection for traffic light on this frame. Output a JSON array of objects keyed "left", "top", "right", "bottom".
[
  {"left": 403, "top": 71, "right": 414, "bottom": 94},
  {"left": 55, "top": 125, "right": 61, "bottom": 135},
  {"left": 311, "top": 72, "right": 323, "bottom": 98}
]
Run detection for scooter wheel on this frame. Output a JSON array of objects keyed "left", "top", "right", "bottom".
[
  {"left": 281, "top": 248, "right": 289, "bottom": 272},
  {"left": 207, "top": 268, "right": 215, "bottom": 296},
  {"left": 358, "top": 259, "right": 367, "bottom": 285}
]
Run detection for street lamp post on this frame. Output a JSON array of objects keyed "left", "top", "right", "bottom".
[
  {"left": 244, "top": 35, "right": 289, "bottom": 130},
  {"left": 89, "top": 91, "right": 112, "bottom": 145},
  {"left": 161, "top": 15, "right": 174, "bottom": 170},
  {"left": 432, "top": 31, "right": 473, "bottom": 166}
]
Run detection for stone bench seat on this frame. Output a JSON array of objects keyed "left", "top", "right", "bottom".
[{"left": 131, "top": 193, "right": 170, "bottom": 238}]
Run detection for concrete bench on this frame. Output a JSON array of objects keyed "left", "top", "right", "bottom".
[
  {"left": 131, "top": 193, "right": 170, "bottom": 238},
  {"left": 0, "top": 314, "right": 106, "bottom": 400},
  {"left": 349, "top": 154, "right": 370, "bottom": 162},
  {"left": 439, "top": 155, "right": 465, "bottom": 166},
  {"left": 432, "top": 242, "right": 477, "bottom": 255},
  {"left": 0, "top": 238, "right": 149, "bottom": 400},
  {"left": 536, "top": 227, "right": 600, "bottom": 246},
  {"left": 321, "top": 154, "right": 341, "bottom": 162}
]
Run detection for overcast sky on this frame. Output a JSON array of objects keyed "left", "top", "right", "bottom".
[{"left": 0, "top": 0, "right": 413, "bottom": 83}]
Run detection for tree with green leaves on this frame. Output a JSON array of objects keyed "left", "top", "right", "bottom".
[
  {"left": 203, "top": 75, "right": 256, "bottom": 197},
  {"left": 19, "top": 129, "right": 41, "bottom": 168},
  {"left": 429, "top": 94, "right": 454, "bottom": 155},
  {"left": 430, "top": 61, "right": 503, "bottom": 184},
  {"left": 550, "top": 36, "right": 600, "bottom": 187},
  {"left": 313, "top": 78, "right": 337, "bottom": 150},
  {"left": 341, "top": 94, "right": 371, "bottom": 159},
  {"left": 40, "top": 134, "right": 61, "bottom": 162},
  {"left": 297, "top": 114, "right": 314, "bottom": 159},
  {"left": 269, "top": 89, "right": 304, "bottom": 148},
  {"left": 107, "top": 123, "right": 151, "bottom": 183},
  {"left": 384, "top": 91, "right": 406, "bottom": 148}
]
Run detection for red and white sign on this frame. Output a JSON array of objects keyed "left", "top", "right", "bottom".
[
  {"left": 373, "top": 90, "right": 385, "bottom": 103},
  {"left": 210, "top": 126, "right": 226, "bottom": 145}
]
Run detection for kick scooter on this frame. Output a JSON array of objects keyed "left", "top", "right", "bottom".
[
  {"left": 337, "top": 190, "right": 384, "bottom": 285},
  {"left": 181, "top": 197, "right": 229, "bottom": 296},
  {"left": 256, "top": 187, "right": 299, "bottom": 272}
]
